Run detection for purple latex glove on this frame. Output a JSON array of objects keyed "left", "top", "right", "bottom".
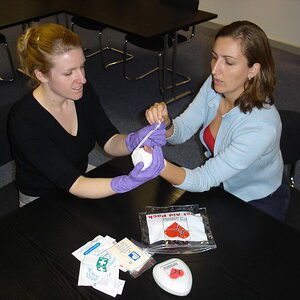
[
  {"left": 111, "top": 146, "right": 165, "bottom": 193},
  {"left": 125, "top": 123, "right": 166, "bottom": 152}
]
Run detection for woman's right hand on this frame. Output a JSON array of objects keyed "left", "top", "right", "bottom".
[
  {"left": 145, "top": 102, "right": 170, "bottom": 125},
  {"left": 110, "top": 146, "right": 165, "bottom": 193}
]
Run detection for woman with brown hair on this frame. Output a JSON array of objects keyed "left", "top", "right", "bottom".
[
  {"left": 146, "top": 21, "right": 288, "bottom": 221},
  {"left": 9, "top": 23, "right": 166, "bottom": 206}
]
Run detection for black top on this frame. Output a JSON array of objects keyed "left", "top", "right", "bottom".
[{"left": 8, "top": 82, "right": 118, "bottom": 196}]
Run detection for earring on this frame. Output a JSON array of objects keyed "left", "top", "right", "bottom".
[{"left": 248, "top": 75, "right": 252, "bottom": 81}]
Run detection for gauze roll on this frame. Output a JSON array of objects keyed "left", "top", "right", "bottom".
[
  {"left": 131, "top": 122, "right": 161, "bottom": 170},
  {"left": 132, "top": 147, "right": 153, "bottom": 170}
]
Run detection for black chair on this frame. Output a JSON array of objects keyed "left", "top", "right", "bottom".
[
  {"left": 279, "top": 110, "right": 300, "bottom": 188},
  {"left": 122, "top": 0, "right": 199, "bottom": 102},
  {"left": 0, "top": 33, "right": 15, "bottom": 82},
  {"left": 21, "top": 18, "right": 40, "bottom": 32},
  {"left": 279, "top": 110, "right": 300, "bottom": 231},
  {"left": 71, "top": 16, "right": 133, "bottom": 70},
  {"left": 123, "top": 34, "right": 191, "bottom": 95}
]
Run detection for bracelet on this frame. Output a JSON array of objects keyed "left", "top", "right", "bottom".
[{"left": 165, "top": 119, "right": 173, "bottom": 130}]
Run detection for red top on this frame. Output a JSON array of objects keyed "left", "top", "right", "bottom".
[{"left": 203, "top": 125, "right": 215, "bottom": 153}]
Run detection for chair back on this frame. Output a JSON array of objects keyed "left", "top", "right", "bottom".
[
  {"left": 280, "top": 110, "right": 300, "bottom": 229},
  {"left": 279, "top": 110, "right": 300, "bottom": 165}
]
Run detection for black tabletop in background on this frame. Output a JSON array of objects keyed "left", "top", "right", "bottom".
[
  {"left": 0, "top": 156, "right": 299, "bottom": 299},
  {"left": 0, "top": 0, "right": 217, "bottom": 37}
]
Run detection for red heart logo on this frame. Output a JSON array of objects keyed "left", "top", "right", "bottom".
[
  {"left": 164, "top": 222, "right": 190, "bottom": 239},
  {"left": 169, "top": 268, "right": 184, "bottom": 279}
]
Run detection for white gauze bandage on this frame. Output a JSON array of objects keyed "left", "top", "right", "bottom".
[{"left": 131, "top": 123, "right": 161, "bottom": 170}]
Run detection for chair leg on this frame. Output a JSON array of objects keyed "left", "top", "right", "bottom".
[
  {"left": 158, "top": 52, "right": 164, "bottom": 95},
  {"left": 123, "top": 39, "right": 158, "bottom": 80},
  {"left": 98, "top": 31, "right": 107, "bottom": 68},
  {"left": 165, "top": 68, "right": 191, "bottom": 89},
  {"left": 158, "top": 53, "right": 191, "bottom": 96},
  {"left": 84, "top": 30, "right": 102, "bottom": 58},
  {"left": 99, "top": 32, "right": 133, "bottom": 70},
  {"left": 71, "top": 24, "right": 133, "bottom": 69},
  {"left": 123, "top": 39, "right": 191, "bottom": 85},
  {"left": 22, "top": 23, "right": 27, "bottom": 33},
  {"left": 123, "top": 39, "right": 190, "bottom": 89},
  {"left": 55, "top": 14, "right": 60, "bottom": 24},
  {"left": 163, "top": 33, "right": 192, "bottom": 104},
  {"left": 71, "top": 22, "right": 101, "bottom": 58},
  {"left": 123, "top": 35, "right": 192, "bottom": 103}
]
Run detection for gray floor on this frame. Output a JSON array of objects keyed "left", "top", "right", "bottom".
[{"left": 0, "top": 20, "right": 299, "bottom": 215}]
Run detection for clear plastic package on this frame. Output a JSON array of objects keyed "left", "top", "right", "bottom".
[
  {"left": 127, "top": 239, "right": 156, "bottom": 278},
  {"left": 129, "top": 254, "right": 156, "bottom": 278},
  {"left": 139, "top": 205, "right": 216, "bottom": 254}
]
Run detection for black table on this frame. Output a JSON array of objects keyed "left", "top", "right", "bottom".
[
  {"left": 0, "top": 156, "right": 299, "bottom": 299},
  {"left": 0, "top": 0, "right": 217, "bottom": 37},
  {"left": 0, "top": 0, "right": 217, "bottom": 102}
]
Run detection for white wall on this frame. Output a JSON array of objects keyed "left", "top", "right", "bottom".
[{"left": 199, "top": 0, "right": 300, "bottom": 48}]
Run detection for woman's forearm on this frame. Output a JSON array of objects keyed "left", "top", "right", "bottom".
[
  {"left": 103, "top": 134, "right": 130, "bottom": 156},
  {"left": 160, "top": 160, "right": 186, "bottom": 186},
  {"left": 69, "top": 176, "right": 115, "bottom": 199}
]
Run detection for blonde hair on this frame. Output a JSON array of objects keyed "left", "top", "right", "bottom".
[{"left": 17, "top": 23, "right": 82, "bottom": 86}]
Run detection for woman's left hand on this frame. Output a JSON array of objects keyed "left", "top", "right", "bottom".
[
  {"left": 111, "top": 146, "right": 165, "bottom": 193},
  {"left": 125, "top": 123, "right": 166, "bottom": 152}
]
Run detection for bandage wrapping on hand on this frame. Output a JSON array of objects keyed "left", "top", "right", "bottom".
[
  {"left": 125, "top": 123, "right": 166, "bottom": 152},
  {"left": 131, "top": 122, "right": 162, "bottom": 170},
  {"left": 132, "top": 147, "right": 153, "bottom": 170},
  {"left": 111, "top": 146, "right": 165, "bottom": 193}
]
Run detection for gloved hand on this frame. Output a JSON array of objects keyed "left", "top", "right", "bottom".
[
  {"left": 111, "top": 146, "right": 165, "bottom": 193},
  {"left": 125, "top": 123, "right": 166, "bottom": 152}
]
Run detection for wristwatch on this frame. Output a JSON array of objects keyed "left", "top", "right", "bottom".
[{"left": 165, "top": 119, "right": 173, "bottom": 130}]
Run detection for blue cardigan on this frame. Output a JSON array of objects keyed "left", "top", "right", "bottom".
[{"left": 168, "top": 76, "right": 283, "bottom": 201}]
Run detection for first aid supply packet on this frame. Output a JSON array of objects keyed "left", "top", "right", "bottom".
[
  {"left": 139, "top": 205, "right": 216, "bottom": 254},
  {"left": 107, "top": 237, "right": 153, "bottom": 272},
  {"left": 72, "top": 235, "right": 124, "bottom": 297},
  {"left": 72, "top": 235, "right": 155, "bottom": 297}
]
